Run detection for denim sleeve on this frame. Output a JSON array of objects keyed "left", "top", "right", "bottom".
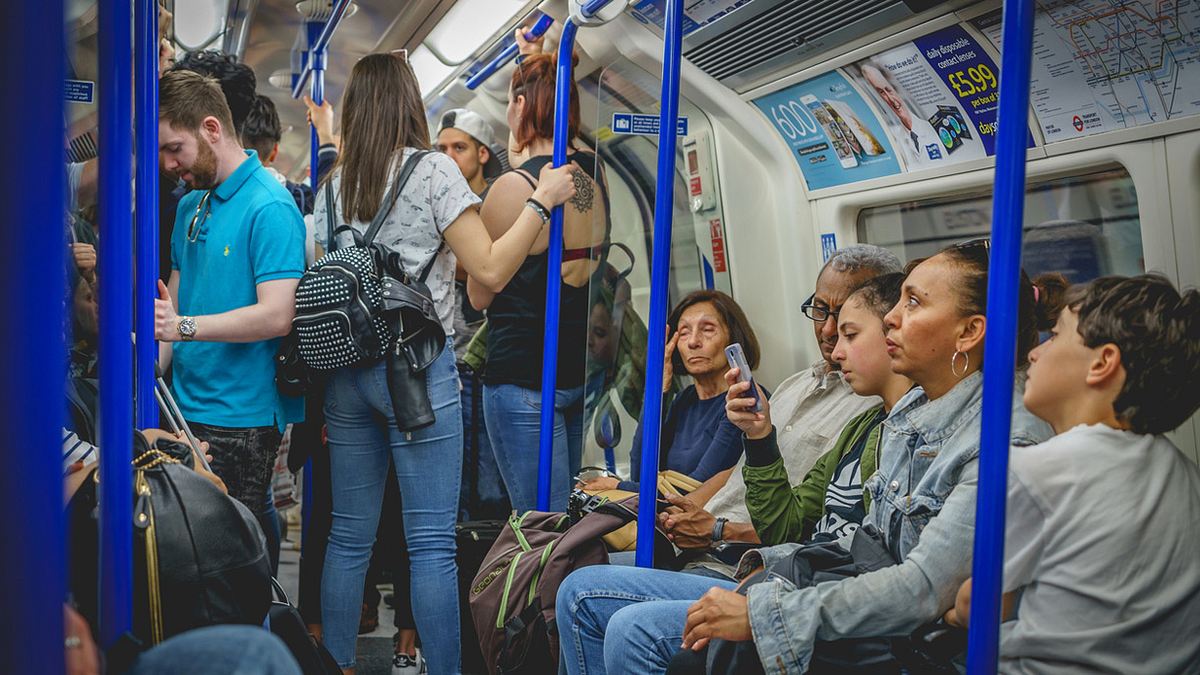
[{"left": 745, "top": 471, "right": 979, "bottom": 674}]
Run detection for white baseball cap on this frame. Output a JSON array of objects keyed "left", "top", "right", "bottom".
[{"left": 436, "top": 108, "right": 502, "bottom": 179}]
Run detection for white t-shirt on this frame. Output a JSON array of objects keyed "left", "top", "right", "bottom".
[
  {"left": 1000, "top": 424, "right": 1200, "bottom": 674},
  {"left": 313, "top": 148, "right": 481, "bottom": 336}
]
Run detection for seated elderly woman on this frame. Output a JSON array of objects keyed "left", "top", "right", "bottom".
[{"left": 581, "top": 290, "right": 759, "bottom": 494}]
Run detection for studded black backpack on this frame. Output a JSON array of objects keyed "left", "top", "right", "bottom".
[{"left": 292, "top": 151, "right": 443, "bottom": 374}]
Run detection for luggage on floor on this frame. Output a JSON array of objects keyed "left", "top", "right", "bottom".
[
  {"left": 457, "top": 520, "right": 505, "bottom": 674},
  {"left": 468, "top": 501, "right": 643, "bottom": 675}
]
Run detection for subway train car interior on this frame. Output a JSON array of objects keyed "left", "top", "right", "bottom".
[{"left": 4, "top": 0, "right": 1200, "bottom": 673}]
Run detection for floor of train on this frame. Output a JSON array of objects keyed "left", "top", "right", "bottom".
[{"left": 277, "top": 548, "right": 401, "bottom": 674}]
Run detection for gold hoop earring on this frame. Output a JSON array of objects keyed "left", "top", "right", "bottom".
[{"left": 951, "top": 351, "right": 970, "bottom": 378}]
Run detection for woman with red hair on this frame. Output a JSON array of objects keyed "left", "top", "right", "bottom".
[{"left": 468, "top": 45, "right": 610, "bottom": 513}]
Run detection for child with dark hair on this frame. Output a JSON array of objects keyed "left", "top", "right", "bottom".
[{"left": 946, "top": 274, "right": 1200, "bottom": 673}]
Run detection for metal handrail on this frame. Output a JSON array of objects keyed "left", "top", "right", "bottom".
[
  {"left": 136, "top": 0, "right": 159, "bottom": 429},
  {"left": 535, "top": 16, "right": 580, "bottom": 510},
  {"left": 465, "top": 15, "right": 554, "bottom": 90},
  {"left": 634, "top": 0, "right": 684, "bottom": 568},
  {"left": 579, "top": 0, "right": 616, "bottom": 18},
  {"left": 291, "top": 0, "right": 353, "bottom": 99},
  {"left": 966, "top": 0, "right": 1035, "bottom": 672},
  {"left": 98, "top": 0, "right": 135, "bottom": 647},
  {"left": 0, "top": 1, "right": 67, "bottom": 670}
]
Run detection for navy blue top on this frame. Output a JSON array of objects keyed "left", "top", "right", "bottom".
[{"left": 619, "top": 385, "right": 744, "bottom": 492}]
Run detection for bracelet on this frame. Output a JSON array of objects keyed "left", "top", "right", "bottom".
[
  {"left": 525, "top": 197, "right": 551, "bottom": 224},
  {"left": 711, "top": 517, "right": 729, "bottom": 544}
]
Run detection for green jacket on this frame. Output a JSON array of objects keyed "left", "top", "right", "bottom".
[{"left": 742, "top": 406, "right": 883, "bottom": 546}]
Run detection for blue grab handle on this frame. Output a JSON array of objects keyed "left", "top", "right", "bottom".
[
  {"left": 98, "top": 0, "right": 136, "bottom": 647},
  {"left": 0, "top": 1, "right": 68, "bottom": 670},
  {"left": 135, "top": 0, "right": 159, "bottom": 430},
  {"left": 535, "top": 18, "right": 580, "bottom": 511},
  {"left": 466, "top": 15, "right": 555, "bottom": 90},
  {"left": 966, "top": 1, "right": 1036, "bottom": 673},
  {"left": 635, "top": 0, "right": 685, "bottom": 569}
]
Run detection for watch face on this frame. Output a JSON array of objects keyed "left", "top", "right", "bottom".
[{"left": 179, "top": 317, "right": 196, "bottom": 337}]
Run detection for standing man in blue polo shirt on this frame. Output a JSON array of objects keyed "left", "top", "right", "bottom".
[{"left": 154, "top": 70, "right": 305, "bottom": 573}]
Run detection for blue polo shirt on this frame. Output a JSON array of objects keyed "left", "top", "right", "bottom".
[{"left": 170, "top": 151, "right": 305, "bottom": 430}]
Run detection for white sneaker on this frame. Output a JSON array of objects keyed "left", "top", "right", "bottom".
[{"left": 391, "top": 649, "right": 426, "bottom": 675}]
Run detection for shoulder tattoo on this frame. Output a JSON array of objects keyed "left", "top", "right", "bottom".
[{"left": 570, "top": 167, "right": 595, "bottom": 212}]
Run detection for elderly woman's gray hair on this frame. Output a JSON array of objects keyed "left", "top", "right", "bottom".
[{"left": 820, "top": 244, "right": 903, "bottom": 277}]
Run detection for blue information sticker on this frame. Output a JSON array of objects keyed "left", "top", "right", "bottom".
[
  {"left": 65, "top": 79, "right": 95, "bottom": 104},
  {"left": 611, "top": 113, "right": 689, "bottom": 137},
  {"left": 820, "top": 233, "right": 838, "bottom": 261}
]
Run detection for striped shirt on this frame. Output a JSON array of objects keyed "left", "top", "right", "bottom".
[
  {"left": 62, "top": 428, "right": 98, "bottom": 473},
  {"left": 705, "top": 361, "right": 879, "bottom": 523}
]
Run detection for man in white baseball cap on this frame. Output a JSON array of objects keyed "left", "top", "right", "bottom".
[{"left": 435, "top": 108, "right": 503, "bottom": 196}]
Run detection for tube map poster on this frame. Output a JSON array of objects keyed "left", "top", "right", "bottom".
[{"left": 972, "top": 2, "right": 1200, "bottom": 141}]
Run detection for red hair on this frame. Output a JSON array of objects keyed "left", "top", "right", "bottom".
[{"left": 510, "top": 53, "right": 579, "bottom": 152}]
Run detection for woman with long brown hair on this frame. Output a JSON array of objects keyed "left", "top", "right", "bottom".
[
  {"left": 311, "top": 52, "right": 576, "bottom": 675},
  {"left": 468, "top": 49, "right": 611, "bottom": 513}
]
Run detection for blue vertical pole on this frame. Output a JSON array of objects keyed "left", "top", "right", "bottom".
[
  {"left": 307, "top": 20, "right": 326, "bottom": 191},
  {"left": 0, "top": 1, "right": 66, "bottom": 672},
  {"left": 135, "top": 0, "right": 159, "bottom": 429},
  {"left": 536, "top": 18, "right": 580, "bottom": 511},
  {"left": 98, "top": 0, "right": 136, "bottom": 648},
  {"left": 635, "top": 0, "right": 684, "bottom": 568},
  {"left": 966, "top": 1, "right": 1035, "bottom": 672}
]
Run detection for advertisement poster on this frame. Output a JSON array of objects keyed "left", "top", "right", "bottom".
[
  {"left": 972, "top": 3, "right": 1200, "bottom": 142},
  {"left": 753, "top": 71, "right": 902, "bottom": 191},
  {"left": 846, "top": 25, "right": 1029, "bottom": 171}
]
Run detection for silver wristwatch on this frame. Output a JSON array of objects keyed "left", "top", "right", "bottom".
[{"left": 177, "top": 316, "right": 197, "bottom": 341}]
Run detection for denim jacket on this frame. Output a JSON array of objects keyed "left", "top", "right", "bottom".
[{"left": 740, "top": 372, "right": 1052, "bottom": 674}]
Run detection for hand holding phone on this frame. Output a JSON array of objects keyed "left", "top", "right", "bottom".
[{"left": 724, "top": 343, "right": 761, "bottom": 413}]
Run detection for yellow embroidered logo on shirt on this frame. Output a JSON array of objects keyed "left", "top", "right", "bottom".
[{"left": 223, "top": 245, "right": 230, "bottom": 256}]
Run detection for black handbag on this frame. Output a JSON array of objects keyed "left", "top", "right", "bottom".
[
  {"left": 67, "top": 432, "right": 272, "bottom": 647},
  {"left": 267, "top": 577, "right": 341, "bottom": 674}
]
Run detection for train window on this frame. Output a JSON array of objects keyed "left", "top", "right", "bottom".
[
  {"left": 857, "top": 168, "right": 1145, "bottom": 283},
  {"left": 575, "top": 58, "right": 729, "bottom": 479}
]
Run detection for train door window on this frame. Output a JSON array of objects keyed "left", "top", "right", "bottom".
[
  {"left": 576, "top": 58, "right": 727, "bottom": 480},
  {"left": 856, "top": 168, "right": 1145, "bottom": 283}
]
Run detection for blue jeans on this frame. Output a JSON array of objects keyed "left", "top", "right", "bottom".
[
  {"left": 124, "top": 625, "right": 300, "bottom": 675},
  {"left": 321, "top": 344, "right": 462, "bottom": 673},
  {"left": 483, "top": 383, "right": 585, "bottom": 513},
  {"left": 556, "top": 564, "right": 737, "bottom": 675}
]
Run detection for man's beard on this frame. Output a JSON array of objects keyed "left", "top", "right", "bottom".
[{"left": 182, "top": 136, "right": 219, "bottom": 189}]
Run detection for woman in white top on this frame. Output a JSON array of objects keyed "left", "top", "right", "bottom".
[{"left": 312, "top": 53, "right": 576, "bottom": 675}]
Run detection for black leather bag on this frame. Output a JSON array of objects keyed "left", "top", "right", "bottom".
[
  {"left": 67, "top": 432, "right": 272, "bottom": 647},
  {"left": 267, "top": 578, "right": 341, "bottom": 674}
]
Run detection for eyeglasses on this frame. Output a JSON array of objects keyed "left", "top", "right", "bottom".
[
  {"left": 952, "top": 237, "right": 991, "bottom": 256},
  {"left": 390, "top": 48, "right": 408, "bottom": 61},
  {"left": 801, "top": 293, "right": 839, "bottom": 323},
  {"left": 186, "top": 190, "right": 212, "bottom": 243}
]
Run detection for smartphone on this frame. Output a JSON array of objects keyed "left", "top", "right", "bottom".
[
  {"left": 724, "top": 343, "right": 762, "bottom": 413},
  {"left": 799, "top": 94, "right": 859, "bottom": 169}
]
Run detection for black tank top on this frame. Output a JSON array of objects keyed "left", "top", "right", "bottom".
[{"left": 484, "top": 152, "right": 609, "bottom": 390}]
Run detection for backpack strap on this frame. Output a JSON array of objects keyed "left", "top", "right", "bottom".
[
  {"left": 362, "top": 150, "right": 430, "bottom": 247},
  {"left": 324, "top": 181, "right": 338, "bottom": 252}
]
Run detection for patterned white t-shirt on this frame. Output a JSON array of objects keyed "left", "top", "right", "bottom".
[{"left": 313, "top": 148, "right": 481, "bottom": 336}]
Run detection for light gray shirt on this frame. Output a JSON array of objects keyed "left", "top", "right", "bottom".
[
  {"left": 313, "top": 148, "right": 481, "bottom": 335},
  {"left": 706, "top": 361, "right": 878, "bottom": 523},
  {"left": 1000, "top": 424, "right": 1200, "bottom": 674}
]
